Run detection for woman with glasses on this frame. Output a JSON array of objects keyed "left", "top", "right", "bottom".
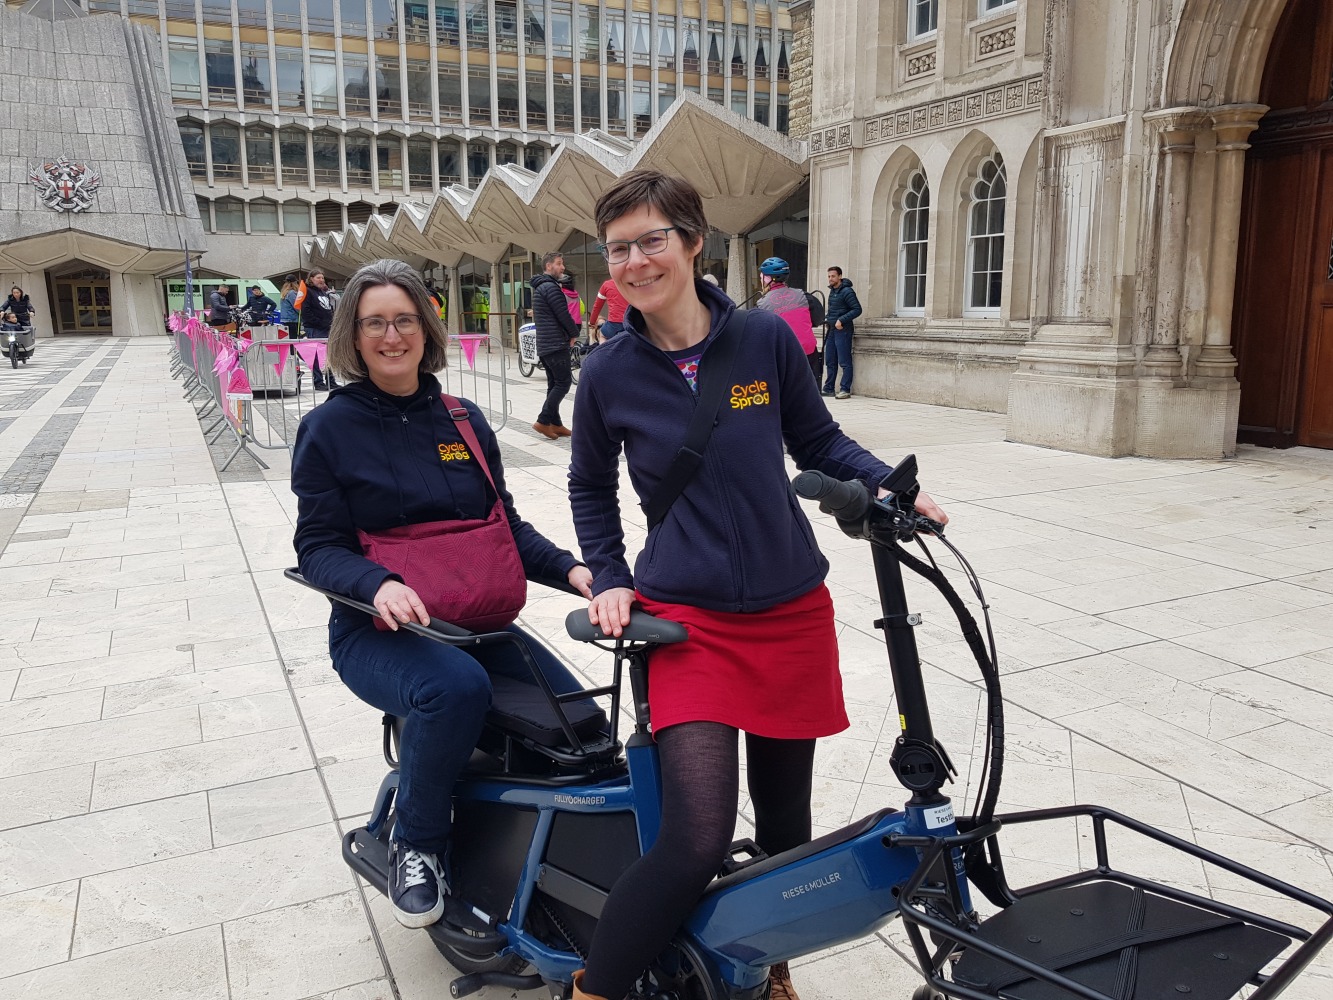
[
  {"left": 292, "top": 258, "right": 594, "bottom": 930},
  {"left": 567, "top": 171, "right": 948, "bottom": 1000}
]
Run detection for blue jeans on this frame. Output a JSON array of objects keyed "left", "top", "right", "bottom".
[
  {"left": 329, "top": 606, "right": 589, "bottom": 853},
  {"left": 822, "top": 327, "right": 853, "bottom": 393}
]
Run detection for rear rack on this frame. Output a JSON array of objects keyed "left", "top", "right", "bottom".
[{"left": 890, "top": 804, "right": 1333, "bottom": 1000}]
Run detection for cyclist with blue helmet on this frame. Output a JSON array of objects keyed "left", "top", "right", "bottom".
[{"left": 755, "top": 256, "right": 820, "bottom": 381}]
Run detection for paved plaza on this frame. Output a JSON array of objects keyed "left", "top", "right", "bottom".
[{"left": 1, "top": 335, "right": 1333, "bottom": 999}]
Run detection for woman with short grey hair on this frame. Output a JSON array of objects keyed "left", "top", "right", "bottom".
[{"left": 292, "top": 258, "right": 595, "bottom": 930}]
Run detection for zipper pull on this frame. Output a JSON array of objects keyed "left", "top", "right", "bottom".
[{"left": 400, "top": 413, "right": 408, "bottom": 424}]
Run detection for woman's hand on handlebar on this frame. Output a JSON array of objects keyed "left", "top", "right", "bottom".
[
  {"left": 373, "top": 579, "right": 430, "bottom": 630},
  {"left": 588, "top": 586, "right": 635, "bottom": 637},
  {"left": 875, "top": 487, "right": 949, "bottom": 528},
  {"left": 567, "top": 565, "right": 594, "bottom": 598}
]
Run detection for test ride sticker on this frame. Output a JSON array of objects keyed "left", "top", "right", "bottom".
[{"left": 924, "top": 802, "right": 955, "bottom": 829}]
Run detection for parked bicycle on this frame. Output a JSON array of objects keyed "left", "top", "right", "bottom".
[{"left": 517, "top": 321, "right": 581, "bottom": 385}]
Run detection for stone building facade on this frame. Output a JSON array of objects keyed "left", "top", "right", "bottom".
[
  {"left": 806, "top": 0, "right": 1333, "bottom": 458},
  {"left": 0, "top": 3, "right": 204, "bottom": 336}
]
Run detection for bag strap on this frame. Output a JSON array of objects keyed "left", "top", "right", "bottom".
[
  {"left": 439, "top": 394, "right": 499, "bottom": 496},
  {"left": 642, "top": 309, "right": 747, "bottom": 531}
]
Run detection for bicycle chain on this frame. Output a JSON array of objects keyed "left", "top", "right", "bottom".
[{"left": 538, "top": 897, "right": 588, "bottom": 964}]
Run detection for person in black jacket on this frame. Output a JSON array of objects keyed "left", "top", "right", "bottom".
[
  {"left": 821, "top": 266, "right": 862, "bottom": 398},
  {"left": 530, "top": 252, "right": 579, "bottom": 439},
  {"left": 3, "top": 287, "right": 32, "bottom": 328},
  {"left": 292, "top": 258, "right": 595, "bottom": 930},
  {"left": 301, "top": 271, "right": 339, "bottom": 390}
]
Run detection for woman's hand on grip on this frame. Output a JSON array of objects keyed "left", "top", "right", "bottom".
[
  {"left": 373, "top": 579, "right": 430, "bottom": 630},
  {"left": 588, "top": 586, "right": 635, "bottom": 637}
]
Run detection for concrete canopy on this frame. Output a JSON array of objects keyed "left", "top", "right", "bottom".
[
  {"left": 304, "top": 93, "right": 808, "bottom": 275},
  {"left": 0, "top": 230, "right": 190, "bottom": 276}
]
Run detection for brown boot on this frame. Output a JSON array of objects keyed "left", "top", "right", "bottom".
[
  {"left": 552, "top": 424, "right": 573, "bottom": 437},
  {"left": 532, "top": 421, "right": 559, "bottom": 440},
  {"left": 768, "top": 962, "right": 800, "bottom": 1000},
  {"left": 571, "top": 970, "right": 608, "bottom": 1000}
]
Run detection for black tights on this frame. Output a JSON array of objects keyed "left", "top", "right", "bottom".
[{"left": 581, "top": 722, "right": 816, "bottom": 999}]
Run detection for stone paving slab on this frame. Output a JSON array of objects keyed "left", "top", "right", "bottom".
[{"left": 0, "top": 336, "right": 1332, "bottom": 999}]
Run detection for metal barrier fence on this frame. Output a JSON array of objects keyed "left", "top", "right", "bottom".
[{"left": 169, "top": 315, "right": 513, "bottom": 468}]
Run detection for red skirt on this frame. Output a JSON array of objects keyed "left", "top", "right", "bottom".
[{"left": 636, "top": 583, "right": 849, "bottom": 739}]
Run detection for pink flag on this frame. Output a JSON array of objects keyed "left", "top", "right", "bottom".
[
  {"left": 454, "top": 334, "right": 487, "bottom": 368},
  {"left": 295, "top": 341, "right": 328, "bottom": 370},
  {"left": 264, "top": 342, "right": 290, "bottom": 376}
]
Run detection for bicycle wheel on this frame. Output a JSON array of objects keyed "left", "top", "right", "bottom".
[
  {"left": 518, "top": 358, "right": 537, "bottom": 378},
  {"left": 569, "top": 346, "right": 581, "bottom": 385},
  {"left": 8, "top": 344, "right": 16, "bottom": 369}
]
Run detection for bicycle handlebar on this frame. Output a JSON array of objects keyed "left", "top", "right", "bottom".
[{"left": 793, "top": 469, "right": 873, "bottom": 522}]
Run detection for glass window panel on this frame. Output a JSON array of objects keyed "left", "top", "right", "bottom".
[
  {"left": 201, "top": 0, "right": 230, "bottom": 18},
  {"left": 377, "top": 136, "right": 403, "bottom": 188},
  {"left": 982, "top": 0, "right": 1015, "bottom": 10},
  {"left": 526, "top": 2, "right": 546, "bottom": 56},
  {"left": 250, "top": 199, "right": 279, "bottom": 233},
  {"left": 606, "top": 77, "right": 624, "bottom": 132},
  {"left": 179, "top": 122, "right": 207, "bottom": 177},
  {"left": 196, "top": 196, "right": 212, "bottom": 234},
  {"left": 550, "top": 2, "right": 573, "bottom": 58},
  {"left": 468, "top": 65, "right": 492, "bottom": 125},
  {"left": 731, "top": 33, "right": 746, "bottom": 77},
  {"left": 344, "top": 52, "right": 372, "bottom": 115},
  {"left": 274, "top": 45, "right": 303, "bottom": 109},
  {"left": 967, "top": 153, "right": 1006, "bottom": 310},
  {"left": 405, "top": 59, "right": 431, "bottom": 118},
  {"left": 245, "top": 125, "right": 275, "bottom": 182},
  {"left": 707, "top": 22, "right": 723, "bottom": 74},
  {"left": 271, "top": 0, "right": 302, "bottom": 28},
  {"left": 465, "top": 0, "right": 488, "bottom": 46},
  {"left": 631, "top": 13, "right": 649, "bottom": 67},
  {"left": 467, "top": 141, "right": 489, "bottom": 187},
  {"left": 308, "top": 52, "right": 339, "bottom": 112},
  {"left": 899, "top": 170, "right": 929, "bottom": 311},
  {"left": 339, "top": 0, "right": 367, "bottom": 35},
  {"left": 776, "top": 93, "right": 788, "bottom": 133},
  {"left": 497, "top": 67, "right": 520, "bottom": 126},
  {"left": 279, "top": 127, "right": 309, "bottom": 185},
  {"left": 496, "top": 141, "right": 519, "bottom": 165},
  {"left": 755, "top": 37, "right": 767, "bottom": 73},
  {"left": 438, "top": 139, "right": 461, "bottom": 183},
  {"left": 377, "top": 55, "right": 402, "bottom": 116},
  {"left": 283, "top": 200, "right": 313, "bottom": 233},
  {"left": 403, "top": 1, "right": 431, "bottom": 40},
  {"left": 580, "top": 76, "right": 600, "bottom": 128},
  {"left": 554, "top": 73, "right": 574, "bottom": 132},
  {"left": 731, "top": 91, "right": 747, "bottom": 117},
  {"left": 438, "top": 64, "right": 462, "bottom": 119},
  {"left": 579, "top": 4, "right": 599, "bottom": 60},
  {"left": 605, "top": 13, "right": 623, "bottom": 63},
  {"left": 524, "top": 144, "right": 545, "bottom": 171},
  {"left": 436, "top": 1, "right": 460, "bottom": 44},
  {"left": 372, "top": 0, "right": 399, "bottom": 39},
  {"left": 910, "top": 0, "right": 937, "bottom": 39},
  {"left": 526, "top": 70, "right": 547, "bottom": 127},
  {"left": 215, "top": 197, "right": 245, "bottom": 232},
  {"left": 237, "top": 0, "right": 266, "bottom": 26},
  {"left": 169, "top": 41, "right": 201, "bottom": 102},
  {"left": 778, "top": 32, "right": 789, "bottom": 79},
  {"left": 240, "top": 42, "right": 271, "bottom": 107},
  {"left": 495, "top": 0, "right": 518, "bottom": 51},
  {"left": 682, "top": 18, "right": 700, "bottom": 71},
  {"left": 204, "top": 38, "right": 236, "bottom": 103},
  {"left": 658, "top": 15, "right": 675, "bottom": 68},
  {"left": 407, "top": 137, "right": 433, "bottom": 186},
  {"left": 346, "top": 133, "right": 373, "bottom": 186},
  {"left": 753, "top": 92, "right": 768, "bottom": 126},
  {"left": 211, "top": 123, "right": 241, "bottom": 180},
  {"left": 312, "top": 129, "right": 341, "bottom": 184}
]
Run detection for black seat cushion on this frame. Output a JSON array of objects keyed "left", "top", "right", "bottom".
[{"left": 486, "top": 675, "right": 607, "bottom": 748}]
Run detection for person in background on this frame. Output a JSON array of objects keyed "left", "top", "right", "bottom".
[
  {"left": 291, "top": 257, "right": 595, "bottom": 930},
  {"left": 208, "top": 284, "right": 232, "bottom": 327},
  {"left": 821, "top": 266, "right": 862, "bottom": 399},
  {"left": 301, "top": 271, "right": 339, "bottom": 391},
  {"left": 754, "top": 257, "right": 819, "bottom": 381},
  {"left": 3, "top": 286, "right": 32, "bottom": 327},
  {"left": 245, "top": 284, "right": 278, "bottom": 324},
  {"left": 279, "top": 273, "right": 301, "bottom": 337},
  {"left": 529, "top": 252, "right": 579, "bottom": 439},
  {"left": 587, "top": 274, "right": 629, "bottom": 344}
]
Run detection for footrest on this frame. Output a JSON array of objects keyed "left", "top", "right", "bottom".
[{"left": 953, "top": 881, "right": 1287, "bottom": 1000}]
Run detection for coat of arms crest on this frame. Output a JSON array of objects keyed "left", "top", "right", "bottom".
[{"left": 28, "top": 156, "right": 102, "bottom": 213}]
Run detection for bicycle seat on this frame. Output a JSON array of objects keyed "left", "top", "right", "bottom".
[{"left": 564, "top": 609, "right": 689, "bottom": 645}]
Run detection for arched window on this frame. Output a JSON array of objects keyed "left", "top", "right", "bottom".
[
  {"left": 347, "top": 201, "right": 375, "bottom": 225},
  {"left": 179, "top": 121, "right": 206, "bottom": 178},
  {"left": 283, "top": 200, "right": 313, "bottom": 234},
  {"left": 966, "top": 153, "right": 1006, "bottom": 313},
  {"left": 210, "top": 123, "right": 241, "bottom": 181},
  {"left": 245, "top": 125, "right": 275, "bottom": 183},
  {"left": 312, "top": 128, "right": 340, "bottom": 185},
  {"left": 214, "top": 197, "right": 245, "bottom": 232},
  {"left": 279, "top": 127, "right": 309, "bottom": 186},
  {"left": 345, "top": 132, "right": 373, "bottom": 187},
  {"left": 249, "top": 198, "right": 279, "bottom": 233},
  {"left": 899, "top": 169, "right": 930, "bottom": 314}
]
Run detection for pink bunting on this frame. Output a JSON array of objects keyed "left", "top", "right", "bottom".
[
  {"left": 452, "top": 333, "right": 488, "bottom": 369},
  {"left": 264, "top": 342, "right": 290, "bottom": 376},
  {"left": 294, "top": 340, "right": 328, "bottom": 370}
]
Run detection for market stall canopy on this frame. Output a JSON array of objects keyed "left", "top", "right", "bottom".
[{"left": 304, "top": 92, "right": 808, "bottom": 275}]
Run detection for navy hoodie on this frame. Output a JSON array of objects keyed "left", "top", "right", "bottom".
[
  {"left": 568, "top": 279, "right": 894, "bottom": 613},
  {"left": 293, "top": 373, "right": 580, "bottom": 608}
]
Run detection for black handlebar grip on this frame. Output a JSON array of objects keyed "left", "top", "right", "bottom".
[{"left": 793, "top": 470, "right": 872, "bottom": 522}]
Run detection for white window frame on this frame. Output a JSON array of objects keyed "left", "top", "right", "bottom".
[
  {"left": 898, "top": 170, "right": 929, "bottom": 315},
  {"left": 964, "top": 153, "right": 1006, "bottom": 317},
  {"left": 907, "top": 0, "right": 937, "bottom": 41},
  {"left": 979, "top": 0, "right": 1016, "bottom": 15}
]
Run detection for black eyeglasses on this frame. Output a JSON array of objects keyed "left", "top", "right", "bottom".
[
  {"left": 356, "top": 314, "right": 422, "bottom": 337},
  {"left": 597, "top": 227, "right": 679, "bottom": 264}
]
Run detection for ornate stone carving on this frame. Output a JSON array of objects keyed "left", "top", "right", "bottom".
[
  {"left": 978, "top": 26, "right": 1016, "bottom": 56},
  {"left": 907, "top": 50, "right": 936, "bottom": 77},
  {"left": 29, "top": 156, "right": 102, "bottom": 213}
]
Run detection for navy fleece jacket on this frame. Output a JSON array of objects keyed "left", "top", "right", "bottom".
[
  {"left": 292, "top": 373, "right": 580, "bottom": 607},
  {"left": 568, "top": 279, "right": 895, "bottom": 613}
]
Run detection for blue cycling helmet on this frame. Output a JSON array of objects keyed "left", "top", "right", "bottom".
[{"left": 759, "top": 256, "right": 790, "bottom": 279}]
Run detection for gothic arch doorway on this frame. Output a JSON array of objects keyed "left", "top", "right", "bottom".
[{"left": 1233, "top": 0, "right": 1333, "bottom": 447}]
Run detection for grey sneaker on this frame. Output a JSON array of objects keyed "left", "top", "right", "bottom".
[
  {"left": 388, "top": 836, "right": 448, "bottom": 928},
  {"left": 835, "top": 390, "right": 851, "bottom": 399}
]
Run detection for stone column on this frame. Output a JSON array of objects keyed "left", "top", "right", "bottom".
[
  {"left": 1195, "top": 104, "right": 1266, "bottom": 379},
  {"left": 1142, "top": 109, "right": 1208, "bottom": 376},
  {"left": 726, "top": 233, "right": 749, "bottom": 303},
  {"left": 489, "top": 259, "right": 504, "bottom": 346},
  {"left": 447, "top": 264, "right": 462, "bottom": 334},
  {"left": 109, "top": 272, "right": 165, "bottom": 337}
]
